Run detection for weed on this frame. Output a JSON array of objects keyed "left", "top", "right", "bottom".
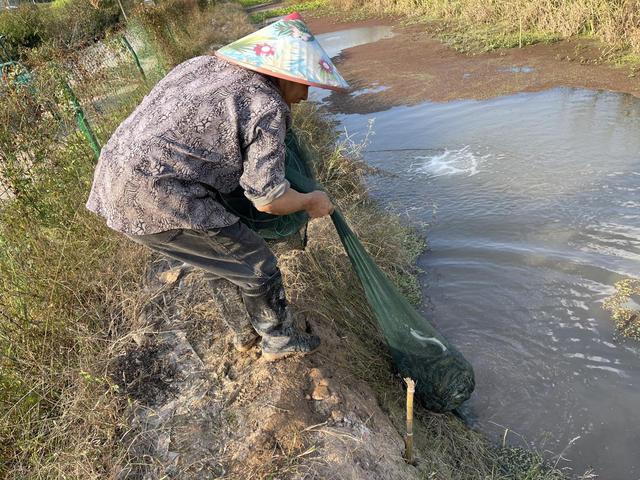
[
  {"left": 249, "top": 0, "right": 328, "bottom": 24},
  {"left": 604, "top": 278, "right": 640, "bottom": 339}
]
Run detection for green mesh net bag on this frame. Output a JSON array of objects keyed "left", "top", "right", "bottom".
[{"left": 220, "top": 129, "right": 475, "bottom": 412}]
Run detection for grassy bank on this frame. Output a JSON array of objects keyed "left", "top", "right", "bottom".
[
  {"left": 326, "top": 0, "right": 640, "bottom": 60},
  {"left": 247, "top": 0, "right": 327, "bottom": 24},
  {"left": 0, "top": 2, "right": 252, "bottom": 477},
  {"left": 286, "top": 103, "right": 570, "bottom": 479}
]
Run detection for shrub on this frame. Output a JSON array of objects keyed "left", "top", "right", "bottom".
[
  {"left": 0, "top": 5, "right": 44, "bottom": 59},
  {"left": 0, "top": 0, "right": 122, "bottom": 59},
  {"left": 44, "top": 0, "right": 122, "bottom": 50}
]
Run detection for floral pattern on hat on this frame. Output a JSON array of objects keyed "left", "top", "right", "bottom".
[
  {"left": 275, "top": 19, "right": 314, "bottom": 41},
  {"left": 254, "top": 43, "right": 276, "bottom": 56},
  {"left": 318, "top": 59, "right": 333, "bottom": 73},
  {"left": 215, "top": 13, "right": 349, "bottom": 92}
]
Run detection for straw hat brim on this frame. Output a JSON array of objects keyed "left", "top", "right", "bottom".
[{"left": 215, "top": 51, "right": 349, "bottom": 93}]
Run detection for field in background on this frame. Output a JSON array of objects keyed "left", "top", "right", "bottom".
[{"left": 327, "top": 0, "right": 640, "bottom": 61}]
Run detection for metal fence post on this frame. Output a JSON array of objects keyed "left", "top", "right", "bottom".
[
  {"left": 120, "top": 35, "right": 147, "bottom": 82},
  {"left": 61, "top": 80, "right": 102, "bottom": 160}
]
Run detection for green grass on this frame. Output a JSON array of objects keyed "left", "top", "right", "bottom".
[
  {"left": 430, "top": 20, "right": 561, "bottom": 53},
  {"left": 604, "top": 278, "right": 640, "bottom": 339},
  {"left": 237, "top": 0, "right": 270, "bottom": 7},
  {"left": 327, "top": 0, "right": 640, "bottom": 62},
  {"left": 249, "top": 0, "right": 328, "bottom": 23}
]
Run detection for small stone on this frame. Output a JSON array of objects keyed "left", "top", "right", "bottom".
[
  {"left": 159, "top": 267, "right": 183, "bottom": 284},
  {"left": 309, "top": 367, "right": 323, "bottom": 380},
  {"left": 312, "top": 384, "right": 331, "bottom": 401},
  {"left": 131, "top": 331, "right": 146, "bottom": 347},
  {"left": 330, "top": 410, "right": 343, "bottom": 422}
]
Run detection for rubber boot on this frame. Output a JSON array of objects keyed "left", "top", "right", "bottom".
[
  {"left": 209, "top": 279, "right": 260, "bottom": 352},
  {"left": 241, "top": 273, "right": 320, "bottom": 362}
]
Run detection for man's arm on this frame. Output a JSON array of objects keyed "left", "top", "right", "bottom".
[
  {"left": 255, "top": 188, "right": 333, "bottom": 218},
  {"left": 240, "top": 95, "right": 333, "bottom": 218}
]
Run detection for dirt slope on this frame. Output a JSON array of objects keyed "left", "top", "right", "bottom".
[{"left": 110, "top": 222, "right": 418, "bottom": 479}]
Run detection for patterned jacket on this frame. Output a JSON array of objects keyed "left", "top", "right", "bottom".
[{"left": 86, "top": 55, "right": 291, "bottom": 235}]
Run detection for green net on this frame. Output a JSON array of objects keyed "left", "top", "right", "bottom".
[{"left": 222, "top": 129, "right": 475, "bottom": 412}]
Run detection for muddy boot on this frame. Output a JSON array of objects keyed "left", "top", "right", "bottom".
[
  {"left": 209, "top": 279, "right": 260, "bottom": 352},
  {"left": 241, "top": 273, "right": 320, "bottom": 362},
  {"left": 260, "top": 325, "right": 321, "bottom": 362}
]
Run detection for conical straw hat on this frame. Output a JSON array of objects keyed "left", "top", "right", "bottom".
[{"left": 215, "top": 12, "right": 350, "bottom": 92}]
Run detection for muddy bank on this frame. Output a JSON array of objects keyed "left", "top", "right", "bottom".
[{"left": 306, "top": 16, "right": 640, "bottom": 113}]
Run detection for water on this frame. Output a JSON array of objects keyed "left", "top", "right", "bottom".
[
  {"left": 313, "top": 76, "right": 640, "bottom": 476},
  {"left": 498, "top": 65, "right": 536, "bottom": 73},
  {"left": 317, "top": 26, "right": 395, "bottom": 58},
  {"left": 309, "top": 28, "right": 395, "bottom": 103}
]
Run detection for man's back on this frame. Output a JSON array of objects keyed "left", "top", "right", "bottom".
[{"left": 86, "top": 55, "right": 289, "bottom": 235}]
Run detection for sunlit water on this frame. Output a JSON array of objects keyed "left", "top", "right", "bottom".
[{"left": 311, "top": 31, "right": 640, "bottom": 478}]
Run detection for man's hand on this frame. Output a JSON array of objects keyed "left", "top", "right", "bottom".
[
  {"left": 255, "top": 187, "right": 334, "bottom": 218},
  {"left": 305, "top": 191, "right": 334, "bottom": 218}
]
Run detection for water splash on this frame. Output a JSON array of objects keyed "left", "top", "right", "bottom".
[
  {"left": 410, "top": 146, "right": 488, "bottom": 177},
  {"left": 352, "top": 85, "right": 390, "bottom": 97}
]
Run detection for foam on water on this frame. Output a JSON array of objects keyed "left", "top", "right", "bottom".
[
  {"left": 410, "top": 146, "right": 488, "bottom": 177},
  {"left": 351, "top": 85, "right": 390, "bottom": 97}
]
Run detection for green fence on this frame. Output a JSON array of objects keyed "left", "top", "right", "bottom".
[{"left": 0, "top": 25, "right": 162, "bottom": 204}]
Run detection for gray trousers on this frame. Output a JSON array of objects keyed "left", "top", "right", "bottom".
[
  {"left": 128, "top": 222, "right": 306, "bottom": 351},
  {"left": 127, "top": 221, "right": 280, "bottom": 295}
]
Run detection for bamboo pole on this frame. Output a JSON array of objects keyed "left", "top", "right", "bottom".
[
  {"left": 403, "top": 377, "right": 416, "bottom": 464},
  {"left": 116, "top": 0, "right": 128, "bottom": 23}
]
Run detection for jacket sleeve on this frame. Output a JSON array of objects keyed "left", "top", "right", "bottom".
[{"left": 239, "top": 100, "right": 290, "bottom": 207}]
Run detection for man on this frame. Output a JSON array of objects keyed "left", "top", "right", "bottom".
[{"left": 86, "top": 13, "right": 350, "bottom": 361}]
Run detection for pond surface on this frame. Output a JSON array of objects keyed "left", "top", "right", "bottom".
[{"left": 314, "top": 28, "right": 640, "bottom": 480}]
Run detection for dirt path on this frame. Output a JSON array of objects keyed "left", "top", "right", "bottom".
[{"left": 307, "top": 16, "right": 640, "bottom": 113}]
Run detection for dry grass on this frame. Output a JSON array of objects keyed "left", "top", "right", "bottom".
[
  {"left": 328, "top": 0, "right": 640, "bottom": 56},
  {"left": 0, "top": 3, "right": 254, "bottom": 478},
  {"left": 132, "top": 1, "right": 253, "bottom": 69}
]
